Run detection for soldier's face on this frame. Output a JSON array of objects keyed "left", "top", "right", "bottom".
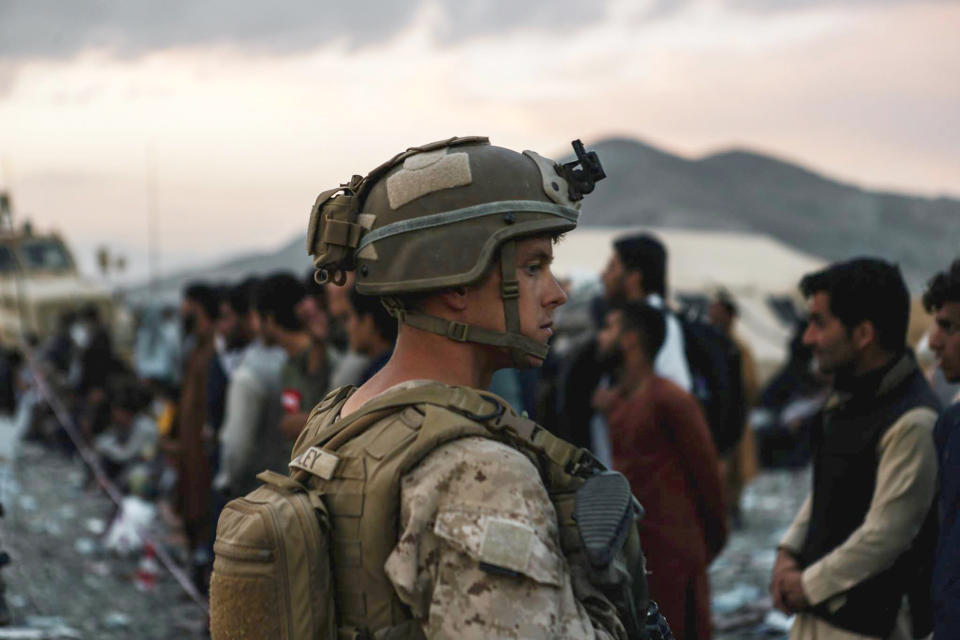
[
  {"left": 468, "top": 235, "right": 567, "bottom": 367},
  {"left": 515, "top": 236, "right": 567, "bottom": 352},
  {"left": 929, "top": 301, "right": 960, "bottom": 383}
]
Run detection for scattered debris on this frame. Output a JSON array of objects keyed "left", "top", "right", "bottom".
[
  {"left": 72, "top": 538, "right": 96, "bottom": 556},
  {"left": 5, "top": 441, "right": 204, "bottom": 638},
  {"left": 0, "top": 627, "right": 82, "bottom": 639},
  {"left": 713, "top": 584, "right": 762, "bottom": 614},
  {"left": 709, "top": 468, "right": 809, "bottom": 638},
  {"left": 134, "top": 544, "right": 160, "bottom": 592},
  {"left": 22, "top": 617, "right": 67, "bottom": 629},
  {"left": 763, "top": 610, "right": 795, "bottom": 633},
  {"left": 102, "top": 612, "right": 131, "bottom": 628},
  {"left": 83, "top": 518, "right": 106, "bottom": 535},
  {"left": 103, "top": 497, "right": 156, "bottom": 555}
]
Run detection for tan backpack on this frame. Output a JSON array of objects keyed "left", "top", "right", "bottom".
[
  {"left": 209, "top": 386, "right": 390, "bottom": 640},
  {"left": 209, "top": 469, "right": 336, "bottom": 639}
]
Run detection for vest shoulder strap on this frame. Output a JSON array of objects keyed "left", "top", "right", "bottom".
[{"left": 290, "top": 382, "right": 602, "bottom": 484}]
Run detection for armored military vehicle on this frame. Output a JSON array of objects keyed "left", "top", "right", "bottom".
[{"left": 0, "top": 191, "right": 112, "bottom": 344}]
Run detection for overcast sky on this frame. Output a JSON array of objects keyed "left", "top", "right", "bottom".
[{"left": 1, "top": 0, "right": 958, "bottom": 283}]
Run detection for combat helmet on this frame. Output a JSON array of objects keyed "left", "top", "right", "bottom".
[{"left": 306, "top": 136, "right": 605, "bottom": 367}]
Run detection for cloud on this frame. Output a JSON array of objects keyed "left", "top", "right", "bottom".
[
  {"left": 430, "top": 0, "right": 609, "bottom": 42},
  {"left": 0, "top": 0, "right": 616, "bottom": 61},
  {"left": 0, "top": 0, "right": 413, "bottom": 58},
  {"left": 729, "top": 0, "right": 956, "bottom": 10},
  {"left": 3, "top": 0, "right": 943, "bottom": 64}
]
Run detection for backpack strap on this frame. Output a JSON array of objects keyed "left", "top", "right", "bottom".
[
  {"left": 299, "top": 384, "right": 500, "bottom": 453},
  {"left": 289, "top": 382, "right": 604, "bottom": 484},
  {"left": 472, "top": 389, "right": 605, "bottom": 478}
]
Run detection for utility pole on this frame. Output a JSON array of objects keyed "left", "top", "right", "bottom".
[{"left": 146, "top": 142, "right": 160, "bottom": 295}]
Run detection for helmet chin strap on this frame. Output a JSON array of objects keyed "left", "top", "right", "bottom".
[
  {"left": 497, "top": 240, "right": 538, "bottom": 369},
  {"left": 381, "top": 239, "right": 549, "bottom": 368}
]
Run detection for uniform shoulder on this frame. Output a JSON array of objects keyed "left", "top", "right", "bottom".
[
  {"left": 403, "top": 436, "right": 546, "bottom": 512},
  {"left": 412, "top": 437, "right": 539, "bottom": 484}
]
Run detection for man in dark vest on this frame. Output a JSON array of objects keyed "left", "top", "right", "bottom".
[{"left": 770, "top": 258, "right": 939, "bottom": 639}]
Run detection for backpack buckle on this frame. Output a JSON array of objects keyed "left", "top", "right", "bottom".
[{"left": 463, "top": 398, "right": 505, "bottom": 423}]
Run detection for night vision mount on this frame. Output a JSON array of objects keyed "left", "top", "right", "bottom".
[{"left": 559, "top": 139, "right": 606, "bottom": 202}]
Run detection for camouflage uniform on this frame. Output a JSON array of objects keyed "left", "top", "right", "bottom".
[
  {"left": 301, "top": 137, "right": 631, "bottom": 638},
  {"left": 385, "top": 434, "right": 620, "bottom": 639}
]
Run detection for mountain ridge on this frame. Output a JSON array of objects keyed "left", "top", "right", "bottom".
[{"left": 128, "top": 136, "right": 960, "bottom": 302}]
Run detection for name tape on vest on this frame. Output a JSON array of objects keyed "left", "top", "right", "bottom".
[{"left": 289, "top": 446, "right": 341, "bottom": 480}]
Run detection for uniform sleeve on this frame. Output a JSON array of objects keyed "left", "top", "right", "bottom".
[
  {"left": 661, "top": 386, "right": 728, "bottom": 559},
  {"left": 384, "top": 437, "right": 624, "bottom": 640},
  {"left": 801, "top": 407, "right": 938, "bottom": 605}
]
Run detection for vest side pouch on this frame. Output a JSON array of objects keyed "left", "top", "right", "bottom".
[{"left": 210, "top": 471, "right": 336, "bottom": 640}]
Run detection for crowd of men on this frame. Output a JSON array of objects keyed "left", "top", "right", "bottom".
[
  {"left": 130, "top": 270, "right": 398, "bottom": 591},
  {"left": 3, "top": 225, "right": 960, "bottom": 638}
]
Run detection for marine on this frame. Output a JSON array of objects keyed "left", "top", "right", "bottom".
[{"left": 212, "top": 136, "right": 671, "bottom": 639}]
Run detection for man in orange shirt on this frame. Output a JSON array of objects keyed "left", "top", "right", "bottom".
[{"left": 594, "top": 301, "right": 727, "bottom": 640}]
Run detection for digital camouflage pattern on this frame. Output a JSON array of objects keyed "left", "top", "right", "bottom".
[{"left": 384, "top": 436, "right": 624, "bottom": 639}]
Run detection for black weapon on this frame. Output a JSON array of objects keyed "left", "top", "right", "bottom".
[{"left": 559, "top": 139, "right": 606, "bottom": 201}]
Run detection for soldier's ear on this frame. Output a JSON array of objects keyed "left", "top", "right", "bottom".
[{"left": 437, "top": 287, "right": 469, "bottom": 312}]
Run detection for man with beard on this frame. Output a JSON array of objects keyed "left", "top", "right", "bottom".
[
  {"left": 593, "top": 300, "right": 726, "bottom": 640},
  {"left": 772, "top": 258, "right": 939, "bottom": 640},
  {"left": 556, "top": 233, "right": 690, "bottom": 453},
  {"left": 923, "top": 258, "right": 960, "bottom": 638}
]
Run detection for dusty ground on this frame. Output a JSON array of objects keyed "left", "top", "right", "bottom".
[
  {"left": 0, "top": 434, "right": 807, "bottom": 639},
  {"left": 1, "top": 439, "right": 207, "bottom": 639},
  {"left": 711, "top": 468, "right": 810, "bottom": 639}
]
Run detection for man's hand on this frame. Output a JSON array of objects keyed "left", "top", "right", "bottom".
[
  {"left": 779, "top": 568, "right": 810, "bottom": 612},
  {"left": 770, "top": 549, "right": 798, "bottom": 613}
]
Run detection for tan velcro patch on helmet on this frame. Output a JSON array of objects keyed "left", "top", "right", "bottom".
[{"left": 386, "top": 149, "right": 472, "bottom": 210}]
